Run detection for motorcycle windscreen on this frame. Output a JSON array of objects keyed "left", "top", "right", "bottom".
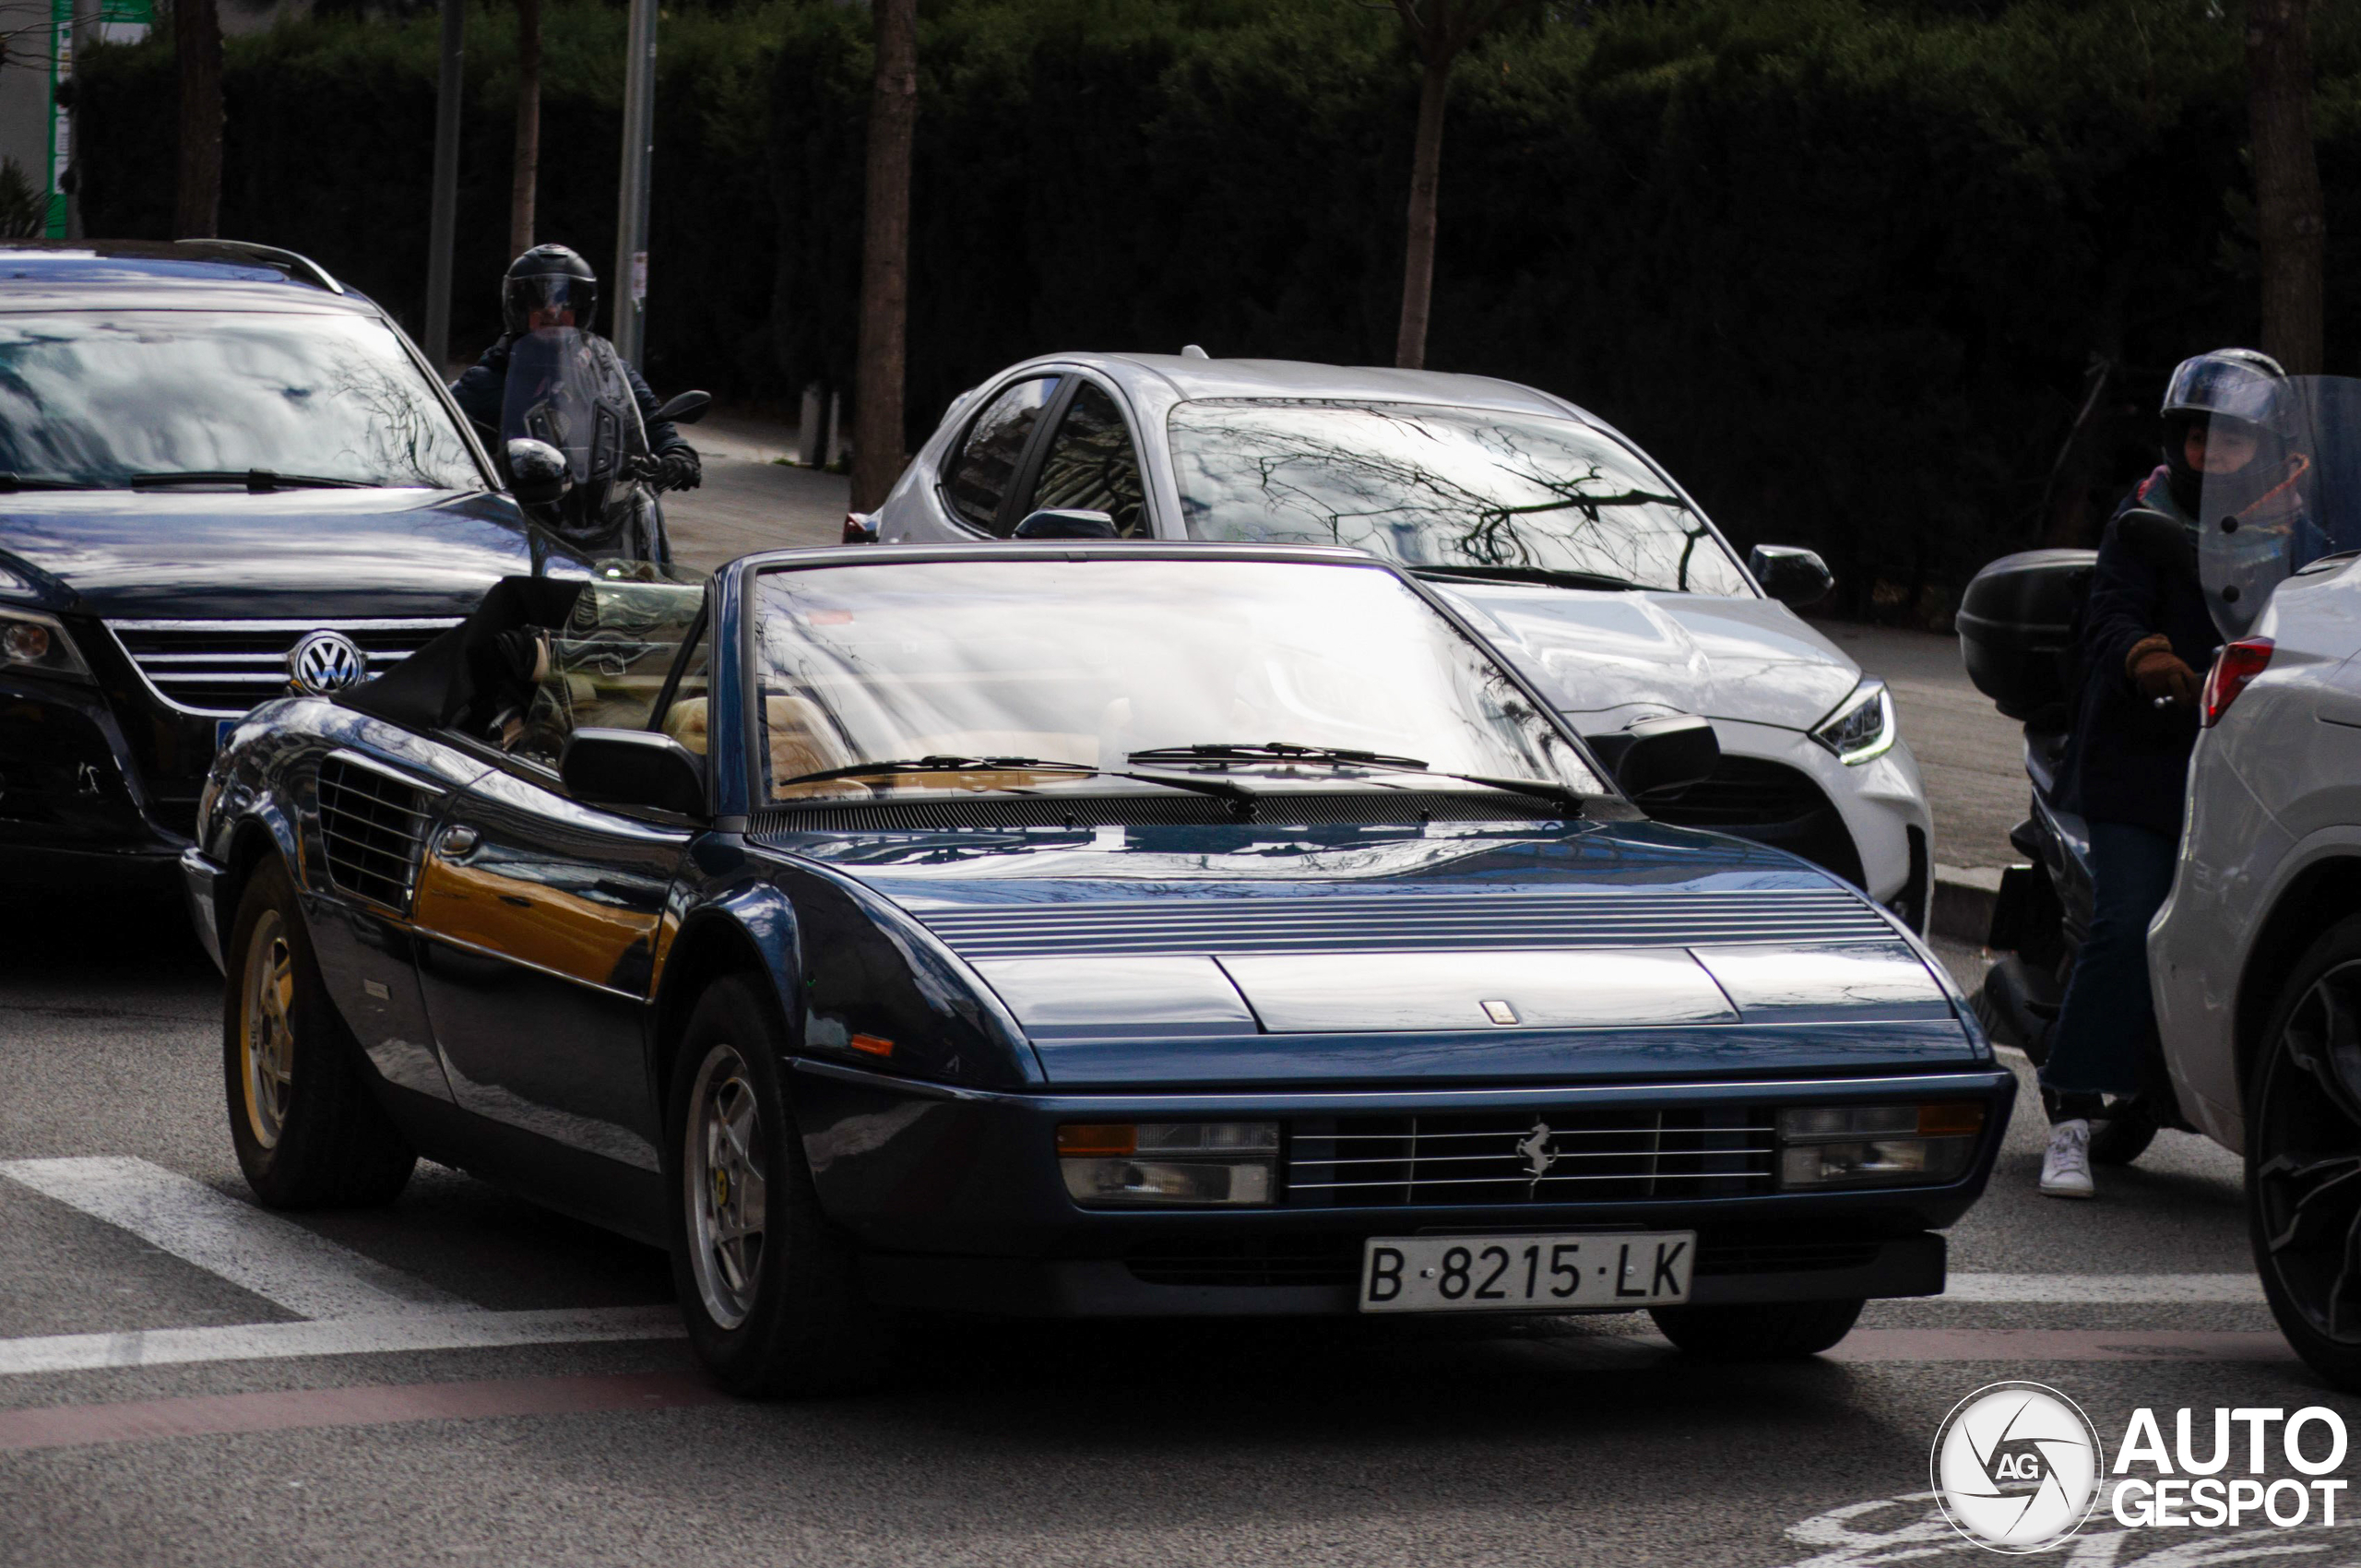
[
  {"left": 2202, "top": 375, "right": 2361, "bottom": 639},
  {"left": 499, "top": 326, "right": 651, "bottom": 490}
]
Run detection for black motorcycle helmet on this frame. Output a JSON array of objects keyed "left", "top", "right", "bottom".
[
  {"left": 502, "top": 244, "right": 599, "bottom": 337},
  {"left": 2159, "top": 347, "right": 2284, "bottom": 516}
]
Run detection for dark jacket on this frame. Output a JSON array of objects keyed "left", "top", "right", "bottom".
[
  {"left": 448, "top": 336, "right": 691, "bottom": 456},
  {"left": 2058, "top": 466, "right": 2220, "bottom": 836}
]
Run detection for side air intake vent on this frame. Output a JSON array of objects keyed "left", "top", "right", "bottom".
[{"left": 314, "top": 756, "right": 434, "bottom": 912}]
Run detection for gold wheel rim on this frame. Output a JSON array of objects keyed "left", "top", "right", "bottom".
[{"left": 239, "top": 909, "right": 296, "bottom": 1149}]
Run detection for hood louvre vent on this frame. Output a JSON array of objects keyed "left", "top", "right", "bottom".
[
  {"left": 915, "top": 888, "right": 1892, "bottom": 960},
  {"left": 314, "top": 757, "right": 434, "bottom": 913},
  {"left": 755, "top": 790, "right": 1560, "bottom": 834}
]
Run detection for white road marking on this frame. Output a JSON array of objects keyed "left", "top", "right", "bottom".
[
  {"left": 0, "top": 1157, "right": 472, "bottom": 1320},
  {"left": 1943, "top": 1271, "right": 2264, "bottom": 1303},
  {"left": 0, "top": 1307, "right": 684, "bottom": 1377}
]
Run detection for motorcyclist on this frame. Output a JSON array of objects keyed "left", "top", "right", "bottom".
[
  {"left": 448, "top": 244, "right": 703, "bottom": 495},
  {"left": 2036, "top": 348, "right": 2284, "bottom": 1198}
]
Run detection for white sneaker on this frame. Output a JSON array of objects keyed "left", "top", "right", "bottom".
[{"left": 2040, "top": 1119, "right": 2094, "bottom": 1199}]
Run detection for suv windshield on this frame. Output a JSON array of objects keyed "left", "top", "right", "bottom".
[
  {"left": 752, "top": 557, "right": 1604, "bottom": 802},
  {"left": 1169, "top": 399, "right": 1750, "bottom": 596},
  {"left": 0, "top": 310, "right": 482, "bottom": 489}
]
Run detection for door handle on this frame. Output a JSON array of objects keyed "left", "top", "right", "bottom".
[{"left": 435, "top": 825, "right": 481, "bottom": 858}]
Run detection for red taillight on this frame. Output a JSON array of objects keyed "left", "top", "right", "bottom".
[{"left": 2201, "top": 638, "right": 2274, "bottom": 729}]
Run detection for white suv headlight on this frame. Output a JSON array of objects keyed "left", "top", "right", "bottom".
[
  {"left": 0, "top": 607, "right": 93, "bottom": 683},
  {"left": 1810, "top": 679, "right": 1895, "bottom": 765}
]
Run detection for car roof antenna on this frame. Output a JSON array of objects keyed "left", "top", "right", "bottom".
[{"left": 1180, "top": 344, "right": 1210, "bottom": 360}]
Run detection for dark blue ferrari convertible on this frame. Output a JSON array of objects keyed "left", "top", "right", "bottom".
[{"left": 183, "top": 542, "right": 2013, "bottom": 1395}]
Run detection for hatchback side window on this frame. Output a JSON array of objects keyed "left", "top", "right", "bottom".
[
  {"left": 1028, "top": 382, "right": 1147, "bottom": 537},
  {"left": 944, "top": 376, "right": 1060, "bottom": 533}
]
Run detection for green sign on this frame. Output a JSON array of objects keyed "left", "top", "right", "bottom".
[{"left": 45, "top": 0, "right": 155, "bottom": 236}]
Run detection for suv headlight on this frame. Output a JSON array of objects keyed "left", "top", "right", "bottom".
[
  {"left": 0, "top": 607, "right": 92, "bottom": 683},
  {"left": 1058, "top": 1122, "right": 1279, "bottom": 1206},
  {"left": 1810, "top": 679, "right": 1895, "bottom": 765},
  {"left": 1777, "top": 1102, "right": 1984, "bottom": 1188}
]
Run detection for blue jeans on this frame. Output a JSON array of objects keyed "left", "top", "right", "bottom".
[{"left": 2040, "top": 821, "right": 2178, "bottom": 1104}]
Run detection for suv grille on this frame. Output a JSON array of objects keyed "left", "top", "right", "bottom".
[
  {"left": 108, "top": 619, "right": 457, "bottom": 716},
  {"left": 1643, "top": 756, "right": 1867, "bottom": 889},
  {"left": 1286, "top": 1109, "right": 1775, "bottom": 1206},
  {"left": 314, "top": 757, "right": 434, "bottom": 912}
]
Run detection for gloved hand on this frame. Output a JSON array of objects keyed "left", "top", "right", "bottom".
[
  {"left": 656, "top": 447, "right": 702, "bottom": 493},
  {"left": 2126, "top": 633, "right": 2201, "bottom": 707}
]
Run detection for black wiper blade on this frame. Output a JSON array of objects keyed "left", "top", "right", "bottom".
[
  {"left": 1412, "top": 564, "right": 1646, "bottom": 593},
  {"left": 130, "top": 469, "right": 373, "bottom": 493},
  {"left": 1432, "top": 772, "right": 1588, "bottom": 816},
  {"left": 0, "top": 472, "right": 103, "bottom": 491},
  {"left": 775, "top": 754, "right": 1253, "bottom": 805},
  {"left": 1125, "top": 741, "right": 1431, "bottom": 771}
]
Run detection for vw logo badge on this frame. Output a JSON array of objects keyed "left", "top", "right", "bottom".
[{"left": 287, "top": 630, "right": 367, "bottom": 695}]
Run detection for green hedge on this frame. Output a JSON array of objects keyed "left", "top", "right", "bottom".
[{"left": 80, "top": 0, "right": 2361, "bottom": 614}]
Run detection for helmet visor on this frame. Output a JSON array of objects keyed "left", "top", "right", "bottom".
[{"left": 506, "top": 275, "right": 595, "bottom": 331}]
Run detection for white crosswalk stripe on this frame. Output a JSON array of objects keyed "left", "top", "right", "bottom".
[
  {"left": 1943, "top": 1272, "right": 2265, "bottom": 1303},
  {"left": 0, "top": 1156, "right": 473, "bottom": 1320},
  {"left": 0, "top": 1307, "right": 684, "bottom": 1377}
]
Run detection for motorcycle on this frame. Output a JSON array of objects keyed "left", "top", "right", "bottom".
[
  {"left": 1959, "top": 376, "right": 2361, "bottom": 1165},
  {"left": 492, "top": 325, "right": 709, "bottom": 565}
]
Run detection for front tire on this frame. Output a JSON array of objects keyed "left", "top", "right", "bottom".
[
  {"left": 2247, "top": 916, "right": 2361, "bottom": 1392},
  {"left": 667, "top": 975, "right": 891, "bottom": 1396},
  {"left": 223, "top": 858, "right": 416, "bottom": 1207},
  {"left": 1648, "top": 1298, "right": 1864, "bottom": 1360}
]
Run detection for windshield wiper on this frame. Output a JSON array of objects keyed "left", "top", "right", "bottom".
[
  {"left": 1125, "top": 742, "right": 1432, "bottom": 770},
  {"left": 1126, "top": 742, "right": 1588, "bottom": 816},
  {"left": 131, "top": 469, "right": 374, "bottom": 493},
  {"left": 0, "top": 472, "right": 103, "bottom": 491},
  {"left": 1411, "top": 564, "right": 1647, "bottom": 593},
  {"left": 774, "top": 754, "right": 1253, "bottom": 805}
]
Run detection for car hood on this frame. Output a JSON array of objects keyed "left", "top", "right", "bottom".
[
  {"left": 0, "top": 489, "right": 555, "bottom": 618},
  {"left": 772, "top": 816, "right": 1972, "bottom": 1085},
  {"left": 1427, "top": 580, "right": 1862, "bottom": 733}
]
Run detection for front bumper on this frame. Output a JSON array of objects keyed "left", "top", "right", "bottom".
[
  {"left": 0, "top": 668, "right": 192, "bottom": 884},
  {"left": 1695, "top": 717, "right": 1932, "bottom": 924},
  {"left": 793, "top": 1060, "right": 2013, "bottom": 1318}
]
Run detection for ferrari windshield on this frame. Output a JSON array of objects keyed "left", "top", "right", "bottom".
[
  {"left": 750, "top": 557, "right": 1604, "bottom": 802},
  {"left": 1169, "top": 399, "right": 1750, "bottom": 595},
  {"left": 0, "top": 310, "right": 481, "bottom": 489}
]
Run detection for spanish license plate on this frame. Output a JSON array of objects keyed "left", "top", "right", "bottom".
[{"left": 1358, "top": 1230, "right": 1695, "bottom": 1313}]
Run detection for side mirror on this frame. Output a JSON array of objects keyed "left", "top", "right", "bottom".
[
  {"left": 1749, "top": 544, "right": 1835, "bottom": 607},
  {"left": 1611, "top": 713, "right": 1720, "bottom": 802},
  {"left": 651, "top": 390, "right": 712, "bottom": 427},
  {"left": 560, "top": 728, "right": 706, "bottom": 817},
  {"left": 506, "top": 438, "right": 570, "bottom": 508},
  {"left": 1013, "top": 508, "right": 1120, "bottom": 540},
  {"left": 2116, "top": 506, "right": 2198, "bottom": 579}
]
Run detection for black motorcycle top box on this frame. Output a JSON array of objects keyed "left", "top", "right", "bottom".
[{"left": 1956, "top": 549, "right": 2096, "bottom": 722}]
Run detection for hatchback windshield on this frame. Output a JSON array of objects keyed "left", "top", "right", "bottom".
[
  {"left": 0, "top": 310, "right": 481, "bottom": 488},
  {"left": 1169, "top": 399, "right": 1750, "bottom": 595},
  {"left": 752, "top": 558, "right": 1604, "bottom": 802}
]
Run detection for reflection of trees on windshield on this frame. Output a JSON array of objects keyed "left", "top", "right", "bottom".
[
  {"left": 1170, "top": 401, "right": 1750, "bottom": 596},
  {"left": 0, "top": 314, "right": 480, "bottom": 488}
]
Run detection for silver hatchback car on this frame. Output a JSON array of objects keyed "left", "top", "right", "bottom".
[{"left": 857, "top": 352, "right": 1934, "bottom": 927}]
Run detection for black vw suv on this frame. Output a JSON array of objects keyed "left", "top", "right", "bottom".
[{"left": 0, "top": 240, "right": 582, "bottom": 885}]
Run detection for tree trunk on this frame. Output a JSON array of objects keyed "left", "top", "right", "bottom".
[
  {"left": 1394, "top": 53, "right": 1450, "bottom": 371},
  {"left": 509, "top": 0, "right": 540, "bottom": 259},
  {"left": 174, "top": 0, "right": 223, "bottom": 238},
  {"left": 2248, "top": 0, "right": 2323, "bottom": 374},
  {"left": 849, "top": 0, "right": 918, "bottom": 512}
]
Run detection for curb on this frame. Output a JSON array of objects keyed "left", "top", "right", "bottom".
[{"left": 1930, "top": 864, "right": 2003, "bottom": 946}]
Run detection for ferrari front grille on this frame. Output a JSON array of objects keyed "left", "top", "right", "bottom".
[
  {"left": 314, "top": 756, "right": 434, "bottom": 913},
  {"left": 1284, "top": 1108, "right": 1776, "bottom": 1206}
]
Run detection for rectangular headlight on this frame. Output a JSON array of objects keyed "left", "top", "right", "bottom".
[
  {"left": 1809, "top": 679, "right": 1895, "bottom": 766},
  {"left": 1057, "top": 1122, "right": 1279, "bottom": 1206},
  {"left": 1776, "top": 1102, "right": 1983, "bottom": 1189},
  {"left": 0, "top": 608, "right": 92, "bottom": 683}
]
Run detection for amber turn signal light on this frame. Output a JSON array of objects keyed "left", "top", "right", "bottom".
[
  {"left": 849, "top": 1033, "right": 895, "bottom": 1058},
  {"left": 1055, "top": 1123, "right": 1138, "bottom": 1158},
  {"left": 1916, "top": 1102, "right": 1987, "bottom": 1136}
]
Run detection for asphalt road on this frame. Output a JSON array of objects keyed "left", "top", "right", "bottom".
[{"left": 5, "top": 886, "right": 2352, "bottom": 1568}]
